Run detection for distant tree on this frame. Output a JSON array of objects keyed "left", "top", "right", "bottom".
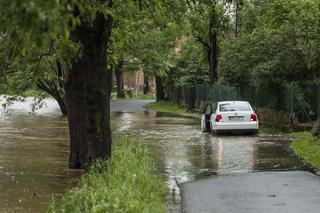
[
  {"left": 219, "top": 0, "right": 320, "bottom": 109},
  {"left": 186, "top": 0, "right": 231, "bottom": 84}
]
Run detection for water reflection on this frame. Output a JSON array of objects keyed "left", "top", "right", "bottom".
[{"left": 112, "top": 111, "right": 309, "bottom": 213}]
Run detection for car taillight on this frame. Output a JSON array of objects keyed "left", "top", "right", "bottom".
[
  {"left": 215, "top": 114, "right": 222, "bottom": 122},
  {"left": 251, "top": 114, "right": 257, "bottom": 121}
]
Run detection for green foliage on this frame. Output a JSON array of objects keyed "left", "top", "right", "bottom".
[
  {"left": 186, "top": 1, "right": 231, "bottom": 39},
  {"left": 217, "top": 0, "right": 320, "bottom": 120},
  {"left": 48, "top": 134, "right": 168, "bottom": 213},
  {"left": 168, "top": 39, "right": 209, "bottom": 87},
  {"left": 255, "top": 108, "right": 289, "bottom": 132},
  {"left": 291, "top": 132, "right": 320, "bottom": 170},
  {"left": 219, "top": 0, "right": 320, "bottom": 90}
]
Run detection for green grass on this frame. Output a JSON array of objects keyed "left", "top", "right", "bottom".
[
  {"left": 145, "top": 101, "right": 200, "bottom": 118},
  {"left": 290, "top": 132, "right": 320, "bottom": 170},
  {"left": 111, "top": 92, "right": 155, "bottom": 101},
  {"left": 48, "top": 134, "right": 167, "bottom": 213},
  {"left": 259, "top": 125, "right": 283, "bottom": 134}
]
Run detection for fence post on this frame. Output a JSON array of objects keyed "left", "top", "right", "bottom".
[
  {"left": 317, "top": 82, "right": 320, "bottom": 120},
  {"left": 288, "top": 86, "right": 294, "bottom": 127}
]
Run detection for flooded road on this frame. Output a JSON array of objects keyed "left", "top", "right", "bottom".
[
  {"left": 112, "top": 110, "right": 309, "bottom": 212},
  {"left": 0, "top": 99, "right": 309, "bottom": 212}
]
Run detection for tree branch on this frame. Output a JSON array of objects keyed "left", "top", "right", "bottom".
[{"left": 195, "top": 36, "right": 210, "bottom": 50}]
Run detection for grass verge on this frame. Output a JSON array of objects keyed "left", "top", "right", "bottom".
[
  {"left": 290, "top": 132, "right": 320, "bottom": 170},
  {"left": 111, "top": 92, "right": 155, "bottom": 101},
  {"left": 259, "top": 125, "right": 283, "bottom": 134},
  {"left": 145, "top": 101, "right": 200, "bottom": 118},
  {"left": 48, "top": 134, "right": 168, "bottom": 213}
]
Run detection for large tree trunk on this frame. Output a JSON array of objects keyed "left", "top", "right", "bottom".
[
  {"left": 208, "top": 31, "right": 218, "bottom": 84},
  {"left": 115, "top": 58, "right": 125, "bottom": 98},
  {"left": 143, "top": 74, "right": 149, "bottom": 95},
  {"left": 64, "top": 12, "right": 113, "bottom": 169},
  {"left": 155, "top": 76, "right": 165, "bottom": 102},
  {"left": 186, "top": 86, "right": 196, "bottom": 112},
  {"left": 56, "top": 94, "right": 67, "bottom": 115}
]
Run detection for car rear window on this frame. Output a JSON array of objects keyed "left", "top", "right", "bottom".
[{"left": 219, "top": 102, "right": 251, "bottom": 112}]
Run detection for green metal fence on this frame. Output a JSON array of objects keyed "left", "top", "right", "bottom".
[
  {"left": 196, "top": 84, "right": 239, "bottom": 103},
  {"left": 196, "top": 83, "right": 319, "bottom": 123}
]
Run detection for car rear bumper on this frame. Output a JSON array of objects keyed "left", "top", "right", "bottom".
[{"left": 212, "top": 122, "right": 259, "bottom": 131}]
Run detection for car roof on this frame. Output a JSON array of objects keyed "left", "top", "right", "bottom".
[{"left": 217, "top": 101, "right": 250, "bottom": 105}]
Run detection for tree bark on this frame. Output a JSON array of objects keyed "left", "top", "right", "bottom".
[
  {"left": 208, "top": 31, "right": 218, "bottom": 84},
  {"left": 186, "top": 86, "right": 196, "bottom": 112},
  {"left": 235, "top": 3, "right": 240, "bottom": 38},
  {"left": 37, "top": 79, "right": 67, "bottom": 115},
  {"left": 64, "top": 12, "right": 113, "bottom": 169},
  {"left": 115, "top": 58, "right": 125, "bottom": 98},
  {"left": 155, "top": 76, "right": 165, "bottom": 102},
  {"left": 37, "top": 59, "right": 67, "bottom": 115},
  {"left": 143, "top": 74, "right": 149, "bottom": 95}
]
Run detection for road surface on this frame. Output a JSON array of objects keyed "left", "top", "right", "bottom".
[{"left": 181, "top": 171, "right": 320, "bottom": 213}]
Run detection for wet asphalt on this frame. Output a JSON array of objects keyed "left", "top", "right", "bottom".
[{"left": 181, "top": 171, "right": 320, "bottom": 213}]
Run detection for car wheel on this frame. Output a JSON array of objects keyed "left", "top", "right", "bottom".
[{"left": 201, "top": 119, "right": 205, "bottom": 132}]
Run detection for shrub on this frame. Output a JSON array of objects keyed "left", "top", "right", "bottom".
[{"left": 255, "top": 108, "right": 289, "bottom": 131}]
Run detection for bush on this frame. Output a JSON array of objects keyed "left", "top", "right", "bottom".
[
  {"left": 255, "top": 108, "right": 290, "bottom": 131},
  {"left": 48, "top": 135, "right": 167, "bottom": 213}
]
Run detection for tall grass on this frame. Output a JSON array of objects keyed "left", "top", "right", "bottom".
[
  {"left": 290, "top": 132, "right": 320, "bottom": 170},
  {"left": 48, "top": 134, "right": 167, "bottom": 213}
]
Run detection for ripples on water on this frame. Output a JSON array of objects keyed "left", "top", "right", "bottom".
[
  {"left": 0, "top": 98, "right": 80, "bottom": 213},
  {"left": 112, "top": 111, "right": 309, "bottom": 213},
  {"left": 0, "top": 98, "right": 308, "bottom": 213}
]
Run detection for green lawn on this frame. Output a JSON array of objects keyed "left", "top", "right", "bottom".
[
  {"left": 111, "top": 92, "right": 155, "bottom": 101},
  {"left": 290, "top": 132, "right": 320, "bottom": 171},
  {"left": 145, "top": 101, "right": 200, "bottom": 118},
  {"left": 48, "top": 134, "right": 167, "bottom": 213}
]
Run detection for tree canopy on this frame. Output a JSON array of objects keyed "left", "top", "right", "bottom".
[{"left": 0, "top": 0, "right": 320, "bottom": 167}]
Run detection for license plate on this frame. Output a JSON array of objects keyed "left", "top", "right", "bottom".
[{"left": 229, "top": 116, "right": 244, "bottom": 121}]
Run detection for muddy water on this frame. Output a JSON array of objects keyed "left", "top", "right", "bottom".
[
  {"left": 0, "top": 99, "right": 309, "bottom": 212},
  {"left": 0, "top": 98, "right": 80, "bottom": 213},
  {"left": 112, "top": 111, "right": 310, "bottom": 213}
]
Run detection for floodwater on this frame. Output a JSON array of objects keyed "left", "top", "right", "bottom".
[
  {"left": 0, "top": 98, "right": 81, "bottom": 213},
  {"left": 0, "top": 99, "right": 310, "bottom": 212},
  {"left": 111, "top": 110, "right": 310, "bottom": 213}
]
